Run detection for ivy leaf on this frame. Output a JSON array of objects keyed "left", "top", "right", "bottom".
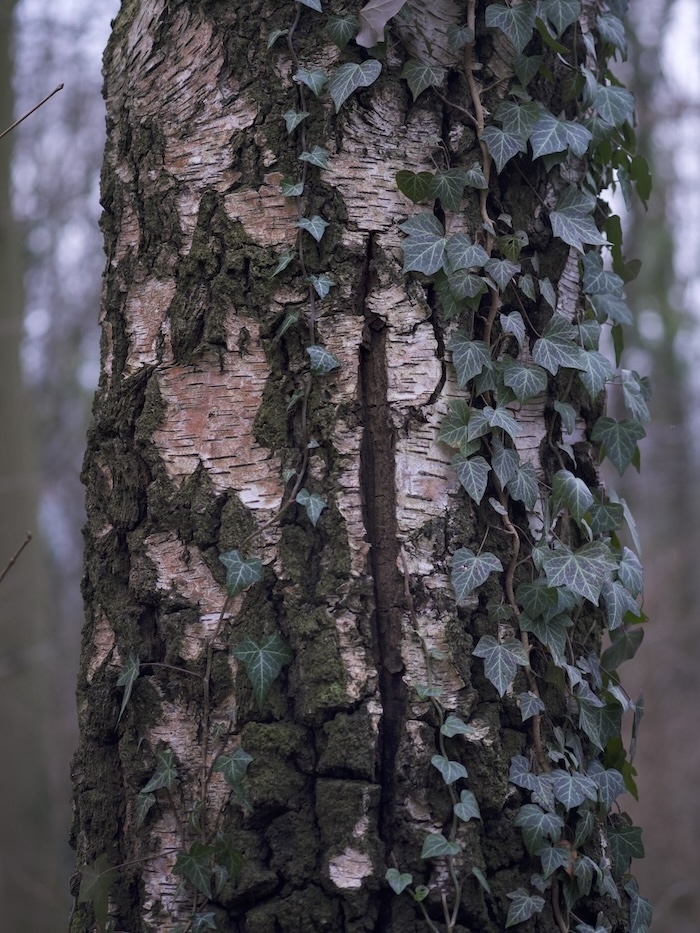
[
  {"left": 503, "top": 360, "right": 548, "bottom": 402},
  {"left": 590, "top": 766, "right": 626, "bottom": 810},
  {"left": 595, "top": 85, "right": 635, "bottom": 127},
  {"left": 296, "top": 488, "right": 327, "bottom": 526},
  {"left": 308, "top": 273, "right": 335, "bottom": 299},
  {"left": 518, "top": 691, "right": 546, "bottom": 721},
  {"left": 551, "top": 771, "right": 598, "bottom": 809},
  {"left": 329, "top": 60, "right": 382, "bottom": 111},
  {"left": 306, "top": 345, "right": 341, "bottom": 374},
  {"left": 220, "top": 550, "right": 262, "bottom": 597},
  {"left": 618, "top": 547, "right": 643, "bottom": 596},
  {"left": 505, "top": 888, "right": 546, "bottom": 927},
  {"left": 480, "top": 126, "right": 526, "bottom": 173},
  {"left": 597, "top": 13, "right": 627, "bottom": 56},
  {"left": 283, "top": 109, "right": 310, "bottom": 133},
  {"left": 448, "top": 334, "right": 491, "bottom": 386},
  {"left": 454, "top": 789, "right": 481, "bottom": 821},
  {"left": 135, "top": 791, "right": 155, "bottom": 829},
  {"left": 516, "top": 580, "right": 559, "bottom": 618},
  {"left": 520, "top": 613, "right": 572, "bottom": 666},
  {"left": 496, "top": 99, "right": 540, "bottom": 143},
  {"left": 299, "top": 145, "right": 329, "bottom": 169},
  {"left": 272, "top": 249, "right": 294, "bottom": 277},
  {"left": 421, "top": 833, "right": 461, "bottom": 859},
  {"left": 117, "top": 653, "right": 140, "bottom": 722},
  {"left": 589, "top": 499, "right": 624, "bottom": 537},
  {"left": 326, "top": 14, "right": 359, "bottom": 49},
  {"left": 447, "top": 23, "right": 475, "bottom": 51},
  {"left": 78, "top": 855, "right": 118, "bottom": 933},
  {"left": 552, "top": 470, "right": 594, "bottom": 523},
  {"left": 592, "top": 417, "right": 645, "bottom": 474},
  {"left": 473, "top": 635, "right": 528, "bottom": 697},
  {"left": 601, "top": 624, "right": 644, "bottom": 671},
  {"left": 213, "top": 748, "right": 253, "bottom": 787},
  {"left": 430, "top": 168, "right": 469, "bottom": 211},
  {"left": 233, "top": 634, "right": 293, "bottom": 707},
  {"left": 621, "top": 369, "right": 651, "bottom": 423},
  {"left": 509, "top": 756, "right": 556, "bottom": 811},
  {"left": 500, "top": 310, "right": 526, "bottom": 346},
  {"left": 356, "top": 0, "right": 407, "bottom": 48},
  {"left": 280, "top": 177, "right": 304, "bottom": 197},
  {"left": 549, "top": 186, "right": 608, "bottom": 252},
  {"left": 483, "top": 404, "right": 521, "bottom": 440},
  {"left": 143, "top": 746, "right": 177, "bottom": 793},
  {"left": 532, "top": 333, "right": 586, "bottom": 375},
  {"left": 506, "top": 462, "right": 539, "bottom": 510},
  {"left": 192, "top": 913, "right": 217, "bottom": 933},
  {"left": 590, "top": 292, "right": 633, "bottom": 325},
  {"left": 491, "top": 438, "right": 519, "bottom": 486},
  {"left": 627, "top": 884, "right": 653, "bottom": 933},
  {"left": 385, "top": 868, "right": 413, "bottom": 894},
  {"left": 578, "top": 698, "right": 622, "bottom": 749},
  {"left": 602, "top": 580, "right": 640, "bottom": 631},
  {"left": 446, "top": 270, "right": 488, "bottom": 300},
  {"left": 298, "top": 0, "right": 322, "bottom": 9},
  {"left": 529, "top": 110, "right": 570, "bottom": 158},
  {"left": 464, "top": 163, "right": 488, "bottom": 189},
  {"left": 174, "top": 843, "right": 213, "bottom": 899},
  {"left": 400, "top": 59, "right": 446, "bottom": 100},
  {"left": 451, "top": 548, "right": 503, "bottom": 603},
  {"left": 485, "top": 258, "right": 520, "bottom": 290},
  {"left": 395, "top": 170, "right": 434, "bottom": 203},
  {"left": 542, "top": 542, "right": 615, "bottom": 605},
  {"left": 608, "top": 823, "right": 644, "bottom": 878},
  {"left": 513, "top": 52, "right": 543, "bottom": 86},
  {"left": 485, "top": 2, "right": 537, "bottom": 53},
  {"left": 579, "top": 350, "right": 614, "bottom": 400},
  {"left": 518, "top": 273, "right": 537, "bottom": 300},
  {"left": 444, "top": 232, "right": 489, "bottom": 270},
  {"left": 431, "top": 755, "right": 469, "bottom": 784},
  {"left": 294, "top": 67, "right": 327, "bottom": 97},
  {"left": 540, "top": 843, "right": 573, "bottom": 879},
  {"left": 437, "top": 400, "right": 477, "bottom": 453},
  {"left": 400, "top": 213, "right": 446, "bottom": 274},
  {"left": 296, "top": 215, "right": 329, "bottom": 242},
  {"left": 453, "top": 455, "right": 491, "bottom": 504},
  {"left": 540, "top": 0, "right": 581, "bottom": 36},
  {"left": 582, "top": 251, "right": 624, "bottom": 296}
]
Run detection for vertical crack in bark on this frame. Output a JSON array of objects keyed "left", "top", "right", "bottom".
[{"left": 357, "top": 234, "right": 408, "bottom": 929}]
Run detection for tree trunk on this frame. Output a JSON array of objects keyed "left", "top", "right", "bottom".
[{"left": 72, "top": 2, "right": 640, "bottom": 932}]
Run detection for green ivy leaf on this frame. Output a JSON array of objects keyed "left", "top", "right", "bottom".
[
  {"left": 447, "top": 23, "right": 475, "bottom": 50},
  {"left": 282, "top": 109, "right": 309, "bottom": 133},
  {"left": 505, "top": 888, "right": 546, "bottom": 927},
  {"left": 213, "top": 748, "right": 253, "bottom": 787},
  {"left": 516, "top": 580, "right": 559, "bottom": 617},
  {"left": 453, "top": 454, "right": 491, "bottom": 504},
  {"left": 328, "top": 60, "right": 382, "bottom": 111},
  {"left": 430, "top": 168, "right": 469, "bottom": 211},
  {"left": 602, "top": 580, "right": 640, "bottom": 630},
  {"left": 621, "top": 369, "right": 651, "bottom": 423},
  {"left": 480, "top": 126, "right": 527, "bottom": 173},
  {"left": 592, "top": 417, "right": 645, "bottom": 474},
  {"left": 174, "top": 843, "right": 213, "bottom": 899},
  {"left": 451, "top": 547, "right": 503, "bottom": 603},
  {"left": 308, "top": 273, "right": 335, "bottom": 298},
  {"left": 485, "top": 2, "right": 537, "bottom": 53},
  {"left": 601, "top": 624, "right": 644, "bottom": 672},
  {"left": 446, "top": 269, "right": 488, "bottom": 300},
  {"left": 192, "top": 913, "right": 217, "bottom": 933},
  {"left": 589, "top": 499, "right": 624, "bottom": 536},
  {"left": 296, "top": 488, "right": 327, "bottom": 526},
  {"left": 503, "top": 360, "right": 548, "bottom": 402},
  {"left": 589, "top": 765, "right": 625, "bottom": 810},
  {"left": 550, "top": 186, "right": 609, "bottom": 252},
  {"left": 551, "top": 771, "right": 598, "bottom": 809},
  {"left": 540, "top": 0, "right": 581, "bottom": 36},
  {"left": 280, "top": 177, "right": 304, "bottom": 197},
  {"left": 117, "top": 653, "right": 139, "bottom": 722},
  {"left": 543, "top": 541, "right": 616, "bottom": 605},
  {"left": 539, "top": 276, "right": 557, "bottom": 308},
  {"left": 400, "top": 213, "right": 447, "bottom": 274},
  {"left": 520, "top": 613, "right": 572, "bottom": 666},
  {"left": 589, "top": 291, "right": 633, "bottom": 324},
  {"left": 299, "top": 145, "right": 329, "bottom": 169},
  {"left": 298, "top": 0, "right": 322, "bottom": 9},
  {"left": 609, "top": 823, "right": 644, "bottom": 878},
  {"left": 267, "top": 28, "right": 288, "bottom": 50},
  {"left": 295, "top": 67, "right": 327, "bottom": 96},
  {"left": 421, "top": 833, "right": 461, "bottom": 859},
  {"left": 135, "top": 791, "right": 155, "bottom": 829},
  {"left": 485, "top": 258, "right": 520, "bottom": 289},
  {"left": 437, "top": 400, "right": 477, "bottom": 453},
  {"left": 271, "top": 249, "right": 295, "bottom": 276},
  {"left": 385, "top": 867, "right": 413, "bottom": 894},
  {"left": 220, "top": 550, "right": 262, "bottom": 597},
  {"left": 454, "top": 789, "right": 481, "bottom": 821},
  {"left": 513, "top": 52, "right": 543, "bottom": 86},
  {"left": 596, "top": 84, "right": 635, "bottom": 127},
  {"left": 296, "top": 215, "right": 329, "bottom": 242},
  {"left": 444, "top": 234, "right": 488, "bottom": 273},
  {"left": 529, "top": 110, "right": 570, "bottom": 158},
  {"left": 501, "top": 310, "right": 526, "bottom": 346},
  {"left": 464, "top": 162, "right": 488, "bottom": 189},
  {"left": 441, "top": 714, "right": 477, "bottom": 738},
  {"left": 496, "top": 99, "right": 541, "bottom": 143},
  {"left": 78, "top": 855, "right": 118, "bottom": 933},
  {"left": 448, "top": 334, "right": 492, "bottom": 386},
  {"left": 325, "top": 13, "right": 359, "bottom": 48},
  {"left": 627, "top": 884, "right": 653, "bottom": 933},
  {"left": 552, "top": 469, "right": 594, "bottom": 523},
  {"left": 579, "top": 350, "right": 615, "bottom": 399},
  {"left": 518, "top": 273, "right": 537, "bottom": 301},
  {"left": 597, "top": 13, "right": 627, "bottom": 56},
  {"left": 532, "top": 332, "right": 586, "bottom": 375},
  {"left": 582, "top": 251, "right": 624, "bottom": 296},
  {"left": 483, "top": 404, "right": 521, "bottom": 440},
  {"left": 400, "top": 59, "right": 446, "bottom": 100},
  {"left": 509, "top": 756, "right": 556, "bottom": 811},
  {"left": 506, "top": 462, "right": 539, "bottom": 510},
  {"left": 539, "top": 843, "right": 573, "bottom": 879},
  {"left": 307, "top": 345, "right": 341, "bottom": 374},
  {"left": 233, "top": 633, "right": 293, "bottom": 707},
  {"left": 518, "top": 691, "right": 546, "bottom": 721},
  {"left": 618, "top": 546, "right": 643, "bottom": 596},
  {"left": 142, "top": 746, "right": 177, "bottom": 793},
  {"left": 473, "top": 634, "right": 528, "bottom": 697},
  {"left": 578, "top": 697, "right": 622, "bottom": 749},
  {"left": 573, "top": 809, "right": 595, "bottom": 850},
  {"left": 395, "top": 170, "right": 434, "bottom": 203},
  {"left": 491, "top": 437, "right": 519, "bottom": 486},
  {"left": 431, "top": 755, "right": 468, "bottom": 784}
]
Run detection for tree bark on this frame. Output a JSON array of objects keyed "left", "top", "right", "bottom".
[{"left": 72, "top": 2, "right": 621, "bottom": 932}]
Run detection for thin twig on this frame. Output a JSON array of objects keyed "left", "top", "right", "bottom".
[
  {"left": 0, "top": 85, "right": 64, "bottom": 142},
  {"left": 0, "top": 532, "right": 32, "bottom": 586}
]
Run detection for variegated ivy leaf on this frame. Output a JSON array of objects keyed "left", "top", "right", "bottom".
[
  {"left": 513, "top": 51, "right": 543, "bottom": 86},
  {"left": 518, "top": 691, "right": 546, "bottom": 721},
  {"left": 485, "top": 257, "right": 520, "bottom": 289},
  {"left": 220, "top": 549, "right": 263, "bottom": 596},
  {"left": 464, "top": 162, "right": 488, "bottom": 189},
  {"left": 454, "top": 789, "right": 481, "bottom": 821},
  {"left": 509, "top": 755, "right": 556, "bottom": 811},
  {"left": 491, "top": 436, "right": 519, "bottom": 486},
  {"left": 306, "top": 345, "right": 341, "bottom": 374},
  {"left": 539, "top": 843, "right": 573, "bottom": 879},
  {"left": 602, "top": 579, "right": 640, "bottom": 630},
  {"left": 473, "top": 634, "right": 528, "bottom": 697},
  {"left": 551, "top": 770, "right": 598, "bottom": 809},
  {"left": 591, "top": 416, "right": 646, "bottom": 474},
  {"left": 437, "top": 400, "right": 481, "bottom": 455},
  {"left": 447, "top": 334, "right": 491, "bottom": 386},
  {"left": 483, "top": 404, "right": 521, "bottom": 440},
  {"left": 582, "top": 250, "right": 624, "bottom": 296},
  {"left": 142, "top": 746, "right": 177, "bottom": 793},
  {"left": 579, "top": 350, "right": 615, "bottom": 399},
  {"left": 328, "top": 60, "right": 382, "bottom": 112},
  {"left": 532, "top": 332, "right": 586, "bottom": 375},
  {"left": 294, "top": 67, "right": 327, "bottom": 96},
  {"left": 607, "top": 823, "right": 644, "bottom": 878},
  {"left": 280, "top": 177, "right": 304, "bottom": 197},
  {"left": 421, "top": 833, "right": 461, "bottom": 859},
  {"left": 299, "top": 145, "right": 329, "bottom": 169},
  {"left": 296, "top": 215, "right": 329, "bottom": 242},
  {"left": 589, "top": 763, "right": 626, "bottom": 810},
  {"left": 518, "top": 274, "right": 537, "bottom": 301},
  {"left": 451, "top": 547, "right": 503, "bottom": 604},
  {"left": 539, "top": 275, "right": 557, "bottom": 308},
  {"left": 441, "top": 714, "right": 476, "bottom": 738},
  {"left": 515, "top": 579, "right": 559, "bottom": 617},
  {"left": 589, "top": 292, "right": 633, "bottom": 324},
  {"left": 549, "top": 186, "right": 609, "bottom": 252},
  {"left": 542, "top": 541, "right": 617, "bottom": 605},
  {"left": 480, "top": 126, "right": 527, "bottom": 173},
  {"left": 506, "top": 461, "right": 539, "bottom": 510},
  {"left": 555, "top": 398, "right": 576, "bottom": 432},
  {"left": 597, "top": 12, "right": 627, "bottom": 56},
  {"left": 117, "top": 653, "right": 140, "bottom": 722},
  {"left": 514, "top": 804, "right": 565, "bottom": 853},
  {"left": 400, "top": 212, "right": 446, "bottom": 274},
  {"left": 233, "top": 633, "right": 293, "bottom": 707},
  {"left": 431, "top": 755, "right": 468, "bottom": 784},
  {"left": 296, "top": 488, "right": 327, "bottom": 526},
  {"left": 453, "top": 454, "right": 491, "bottom": 504},
  {"left": 552, "top": 469, "right": 594, "bottom": 523},
  {"left": 595, "top": 84, "right": 635, "bottom": 128},
  {"left": 520, "top": 613, "right": 572, "bottom": 666},
  {"left": 446, "top": 270, "right": 488, "bottom": 300},
  {"left": 495, "top": 99, "right": 540, "bottom": 143},
  {"left": 308, "top": 273, "right": 335, "bottom": 299},
  {"left": 503, "top": 360, "right": 548, "bottom": 402},
  {"left": 325, "top": 14, "right": 359, "bottom": 49},
  {"left": 174, "top": 843, "right": 213, "bottom": 900},
  {"left": 618, "top": 546, "right": 643, "bottom": 596},
  {"left": 430, "top": 168, "right": 470, "bottom": 211},
  {"left": 485, "top": 2, "right": 537, "bottom": 53},
  {"left": 530, "top": 110, "right": 592, "bottom": 159},
  {"left": 356, "top": 0, "right": 407, "bottom": 48},
  {"left": 400, "top": 59, "right": 446, "bottom": 100},
  {"left": 505, "top": 889, "right": 546, "bottom": 928}
]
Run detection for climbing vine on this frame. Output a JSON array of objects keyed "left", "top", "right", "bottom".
[{"left": 76, "top": 1, "right": 652, "bottom": 932}]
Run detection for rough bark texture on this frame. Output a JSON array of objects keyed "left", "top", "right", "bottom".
[{"left": 72, "top": 2, "right": 607, "bottom": 931}]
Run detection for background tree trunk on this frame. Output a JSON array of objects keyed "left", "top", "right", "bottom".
[{"left": 72, "top": 2, "right": 626, "bottom": 931}]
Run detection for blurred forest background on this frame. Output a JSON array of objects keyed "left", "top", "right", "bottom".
[{"left": 0, "top": 0, "right": 697, "bottom": 930}]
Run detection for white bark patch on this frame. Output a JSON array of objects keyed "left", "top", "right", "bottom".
[
  {"left": 401, "top": 0, "right": 462, "bottom": 66},
  {"left": 86, "top": 613, "right": 116, "bottom": 684},
  {"left": 224, "top": 172, "right": 299, "bottom": 248},
  {"left": 152, "top": 318, "right": 284, "bottom": 511},
  {"left": 124, "top": 277, "right": 177, "bottom": 372},
  {"left": 327, "top": 610, "right": 376, "bottom": 701},
  {"left": 556, "top": 247, "right": 582, "bottom": 323},
  {"left": 328, "top": 847, "right": 373, "bottom": 889}
]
